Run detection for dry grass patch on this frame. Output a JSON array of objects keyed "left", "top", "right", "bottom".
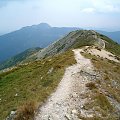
[
  {"left": 15, "top": 101, "right": 36, "bottom": 120},
  {"left": 95, "top": 91, "right": 113, "bottom": 111},
  {"left": 82, "top": 52, "right": 120, "bottom": 119},
  {"left": 86, "top": 82, "right": 97, "bottom": 90}
]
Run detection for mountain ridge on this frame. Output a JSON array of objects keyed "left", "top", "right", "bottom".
[
  {"left": 0, "top": 23, "right": 80, "bottom": 62},
  {"left": 37, "top": 30, "right": 120, "bottom": 60},
  {"left": 0, "top": 30, "right": 120, "bottom": 120},
  {"left": 0, "top": 30, "right": 120, "bottom": 71},
  {"left": 0, "top": 23, "right": 120, "bottom": 63},
  {"left": 97, "top": 30, "right": 120, "bottom": 44}
]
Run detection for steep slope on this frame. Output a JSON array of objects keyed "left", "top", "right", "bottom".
[
  {"left": 97, "top": 33, "right": 120, "bottom": 56},
  {"left": 0, "top": 47, "right": 41, "bottom": 70},
  {"left": 97, "top": 30, "right": 120, "bottom": 44},
  {"left": 0, "top": 23, "right": 80, "bottom": 62},
  {"left": 37, "top": 30, "right": 120, "bottom": 59}
]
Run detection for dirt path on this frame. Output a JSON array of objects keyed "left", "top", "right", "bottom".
[{"left": 35, "top": 49, "right": 94, "bottom": 120}]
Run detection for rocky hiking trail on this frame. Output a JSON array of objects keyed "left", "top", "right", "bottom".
[{"left": 35, "top": 49, "right": 97, "bottom": 120}]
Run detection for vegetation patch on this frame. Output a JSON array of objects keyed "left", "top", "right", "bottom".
[
  {"left": 0, "top": 50, "right": 76, "bottom": 120},
  {"left": 94, "top": 91, "right": 113, "bottom": 111},
  {"left": 14, "top": 101, "right": 36, "bottom": 120},
  {"left": 85, "top": 82, "right": 97, "bottom": 90},
  {"left": 98, "top": 33, "right": 120, "bottom": 56},
  {"left": 82, "top": 52, "right": 120, "bottom": 119},
  {"left": 0, "top": 47, "right": 41, "bottom": 70}
]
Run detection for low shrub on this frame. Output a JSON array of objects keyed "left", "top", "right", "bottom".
[
  {"left": 15, "top": 101, "right": 36, "bottom": 120},
  {"left": 86, "top": 82, "right": 97, "bottom": 90}
]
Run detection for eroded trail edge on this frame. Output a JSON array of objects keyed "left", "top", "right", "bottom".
[{"left": 35, "top": 49, "right": 95, "bottom": 120}]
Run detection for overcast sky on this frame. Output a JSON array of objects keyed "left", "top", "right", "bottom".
[{"left": 0, "top": 0, "right": 120, "bottom": 34}]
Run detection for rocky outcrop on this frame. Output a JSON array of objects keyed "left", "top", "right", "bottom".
[{"left": 37, "top": 30, "right": 106, "bottom": 60}]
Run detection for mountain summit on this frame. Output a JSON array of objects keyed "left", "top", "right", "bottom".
[
  {"left": 37, "top": 23, "right": 51, "bottom": 29},
  {"left": 21, "top": 23, "right": 51, "bottom": 30}
]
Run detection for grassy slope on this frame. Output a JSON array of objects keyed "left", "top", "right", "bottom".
[
  {"left": 0, "top": 47, "right": 41, "bottom": 70},
  {"left": 98, "top": 33, "right": 120, "bottom": 56},
  {"left": 81, "top": 52, "right": 120, "bottom": 119},
  {"left": 71, "top": 31, "right": 120, "bottom": 57},
  {"left": 75, "top": 33, "right": 120, "bottom": 119},
  {"left": 70, "top": 31, "right": 120, "bottom": 119},
  {"left": 0, "top": 50, "right": 76, "bottom": 120},
  {"left": 72, "top": 30, "right": 96, "bottom": 49}
]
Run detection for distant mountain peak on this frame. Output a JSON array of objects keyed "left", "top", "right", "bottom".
[
  {"left": 21, "top": 23, "right": 51, "bottom": 30},
  {"left": 0, "top": 24, "right": 79, "bottom": 63},
  {"left": 38, "top": 23, "right": 51, "bottom": 29}
]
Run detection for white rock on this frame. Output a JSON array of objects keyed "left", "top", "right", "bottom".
[
  {"left": 11, "top": 111, "right": 16, "bottom": 115},
  {"left": 65, "top": 114, "right": 71, "bottom": 120},
  {"left": 72, "top": 109, "right": 78, "bottom": 115},
  {"left": 72, "top": 92, "right": 78, "bottom": 98},
  {"left": 87, "top": 114, "right": 93, "bottom": 118},
  {"left": 15, "top": 93, "right": 18, "bottom": 97},
  {"left": 81, "top": 105, "right": 84, "bottom": 108},
  {"left": 47, "top": 67, "right": 53, "bottom": 74}
]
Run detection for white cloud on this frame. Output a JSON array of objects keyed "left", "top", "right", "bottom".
[
  {"left": 81, "top": 8, "right": 95, "bottom": 13},
  {"left": 90, "top": 0, "right": 120, "bottom": 13},
  {"left": 0, "top": 0, "right": 120, "bottom": 33},
  {"left": 80, "top": 0, "right": 120, "bottom": 14},
  {"left": 104, "top": 5, "right": 120, "bottom": 12}
]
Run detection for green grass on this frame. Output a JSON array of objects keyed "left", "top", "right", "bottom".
[
  {"left": 90, "top": 55, "right": 120, "bottom": 103},
  {"left": 98, "top": 33, "right": 120, "bottom": 56},
  {"left": 94, "top": 91, "right": 113, "bottom": 111},
  {"left": 0, "top": 50, "right": 76, "bottom": 120},
  {"left": 0, "top": 47, "right": 41, "bottom": 70},
  {"left": 72, "top": 31, "right": 96, "bottom": 49},
  {"left": 72, "top": 31, "right": 120, "bottom": 57}
]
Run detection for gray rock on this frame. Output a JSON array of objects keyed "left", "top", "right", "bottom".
[{"left": 6, "top": 111, "right": 16, "bottom": 120}]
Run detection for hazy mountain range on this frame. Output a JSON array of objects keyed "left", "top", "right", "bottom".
[
  {"left": 0, "top": 23, "right": 120, "bottom": 63},
  {"left": 0, "top": 30, "right": 120, "bottom": 71},
  {"left": 0, "top": 23, "right": 80, "bottom": 62}
]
